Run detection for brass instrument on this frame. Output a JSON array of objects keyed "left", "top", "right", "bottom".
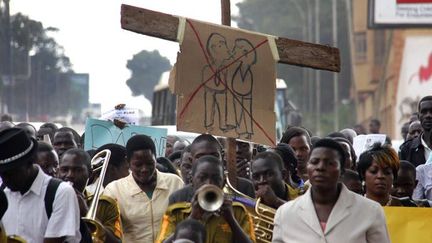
[
  {"left": 0, "top": 223, "right": 5, "bottom": 243},
  {"left": 82, "top": 149, "right": 111, "bottom": 243},
  {"left": 224, "top": 173, "right": 276, "bottom": 243},
  {"left": 0, "top": 223, "right": 27, "bottom": 243},
  {"left": 197, "top": 184, "right": 224, "bottom": 212},
  {"left": 1, "top": 198, "right": 26, "bottom": 243},
  {"left": 6, "top": 235, "right": 27, "bottom": 243}
]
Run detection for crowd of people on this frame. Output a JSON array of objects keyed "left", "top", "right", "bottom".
[{"left": 0, "top": 95, "right": 431, "bottom": 243}]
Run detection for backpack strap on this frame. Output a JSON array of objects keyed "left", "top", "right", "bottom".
[{"left": 44, "top": 178, "right": 62, "bottom": 219}]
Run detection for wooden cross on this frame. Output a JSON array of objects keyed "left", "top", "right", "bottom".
[{"left": 120, "top": 3, "right": 340, "bottom": 187}]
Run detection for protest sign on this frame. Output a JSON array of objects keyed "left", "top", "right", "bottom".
[
  {"left": 84, "top": 118, "right": 167, "bottom": 157},
  {"left": 384, "top": 207, "right": 432, "bottom": 243}
]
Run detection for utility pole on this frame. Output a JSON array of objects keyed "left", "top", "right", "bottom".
[
  {"left": 333, "top": 0, "right": 339, "bottom": 131},
  {"left": 306, "top": 0, "right": 314, "bottom": 114},
  {"left": 315, "top": 0, "right": 321, "bottom": 136},
  {"left": 1, "top": 0, "right": 12, "bottom": 114}
]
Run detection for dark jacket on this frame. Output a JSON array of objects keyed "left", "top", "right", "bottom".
[
  {"left": 168, "top": 177, "right": 256, "bottom": 205},
  {"left": 399, "top": 135, "right": 426, "bottom": 167}
]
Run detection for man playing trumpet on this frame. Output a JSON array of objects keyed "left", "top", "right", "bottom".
[{"left": 157, "top": 155, "right": 255, "bottom": 243}]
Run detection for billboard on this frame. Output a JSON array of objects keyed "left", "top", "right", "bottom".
[
  {"left": 395, "top": 36, "right": 432, "bottom": 138},
  {"left": 369, "top": 0, "right": 432, "bottom": 27}
]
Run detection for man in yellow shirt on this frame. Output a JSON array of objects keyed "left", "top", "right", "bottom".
[
  {"left": 58, "top": 148, "right": 122, "bottom": 242},
  {"left": 251, "top": 151, "right": 299, "bottom": 209},
  {"left": 103, "top": 135, "right": 184, "bottom": 242},
  {"left": 157, "top": 155, "right": 255, "bottom": 243}
]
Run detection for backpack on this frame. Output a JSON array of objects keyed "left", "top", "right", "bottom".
[
  {"left": 1, "top": 177, "right": 62, "bottom": 219},
  {"left": 2, "top": 178, "right": 93, "bottom": 242}
]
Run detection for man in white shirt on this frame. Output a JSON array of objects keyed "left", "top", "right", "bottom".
[{"left": 0, "top": 128, "right": 81, "bottom": 243}]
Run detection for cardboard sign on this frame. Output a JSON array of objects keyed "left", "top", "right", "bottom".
[
  {"left": 384, "top": 207, "right": 432, "bottom": 243},
  {"left": 173, "top": 19, "right": 277, "bottom": 146},
  {"left": 84, "top": 118, "right": 167, "bottom": 157},
  {"left": 353, "top": 134, "right": 387, "bottom": 160}
]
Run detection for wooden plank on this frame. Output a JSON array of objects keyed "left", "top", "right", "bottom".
[
  {"left": 226, "top": 137, "right": 237, "bottom": 188},
  {"left": 121, "top": 4, "right": 341, "bottom": 72},
  {"left": 220, "top": 0, "right": 237, "bottom": 188},
  {"left": 221, "top": 0, "right": 231, "bottom": 26}
]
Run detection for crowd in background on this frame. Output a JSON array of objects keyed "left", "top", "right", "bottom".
[{"left": 0, "top": 95, "right": 431, "bottom": 243}]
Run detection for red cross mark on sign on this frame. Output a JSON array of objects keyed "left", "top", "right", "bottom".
[{"left": 178, "top": 19, "right": 275, "bottom": 145}]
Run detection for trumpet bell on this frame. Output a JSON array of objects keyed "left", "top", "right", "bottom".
[
  {"left": 82, "top": 217, "right": 106, "bottom": 243},
  {"left": 197, "top": 184, "right": 224, "bottom": 212}
]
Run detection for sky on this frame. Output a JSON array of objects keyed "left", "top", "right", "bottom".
[{"left": 10, "top": 0, "right": 241, "bottom": 116}]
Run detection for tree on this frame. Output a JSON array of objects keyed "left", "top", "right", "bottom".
[
  {"left": 126, "top": 50, "right": 171, "bottom": 101},
  {"left": 236, "top": 0, "right": 354, "bottom": 133},
  {"left": 0, "top": 10, "right": 76, "bottom": 119}
]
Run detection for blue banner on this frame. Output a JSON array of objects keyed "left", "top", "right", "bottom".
[{"left": 84, "top": 118, "right": 167, "bottom": 157}]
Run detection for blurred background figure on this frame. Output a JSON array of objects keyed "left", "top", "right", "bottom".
[
  {"left": 53, "top": 127, "right": 79, "bottom": 157},
  {"left": 342, "top": 169, "right": 363, "bottom": 195},
  {"left": 0, "top": 121, "right": 14, "bottom": 133},
  {"left": 165, "top": 135, "right": 181, "bottom": 157},
  {"left": 407, "top": 120, "right": 422, "bottom": 141},
  {"left": 369, "top": 119, "right": 381, "bottom": 134},
  {"left": 15, "top": 122, "right": 37, "bottom": 139},
  {"left": 353, "top": 124, "right": 366, "bottom": 135},
  {"left": 401, "top": 122, "right": 410, "bottom": 141},
  {"left": 36, "top": 141, "right": 59, "bottom": 177},
  {"left": 0, "top": 114, "right": 12, "bottom": 122},
  {"left": 86, "top": 143, "right": 130, "bottom": 195},
  {"left": 37, "top": 122, "right": 59, "bottom": 142}
]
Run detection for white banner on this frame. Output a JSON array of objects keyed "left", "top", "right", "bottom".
[
  {"left": 373, "top": 0, "right": 432, "bottom": 25},
  {"left": 395, "top": 36, "right": 432, "bottom": 139}
]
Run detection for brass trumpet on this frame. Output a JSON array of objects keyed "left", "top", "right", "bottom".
[
  {"left": 197, "top": 184, "right": 224, "bottom": 212},
  {"left": 224, "top": 173, "right": 275, "bottom": 243},
  {"left": 82, "top": 149, "right": 111, "bottom": 243}
]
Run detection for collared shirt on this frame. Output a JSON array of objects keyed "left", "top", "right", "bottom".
[
  {"left": 286, "top": 183, "right": 300, "bottom": 200},
  {"left": 421, "top": 134, "right": 432, "bottom": 161},
  {"left": 273, "top": 184, "right": 390, "bottom": 243},
  {"left": 413, "top": 163, "right": 432, "bottom": 201},
  {"left": 156, "top": 202, "right": 256, "bottom": 243},
  {"left": 103, "top": 170, "right": 184, "bottom": 243},
  {"left": 2, "top": 166, "right": 81, "bottom": 242}
]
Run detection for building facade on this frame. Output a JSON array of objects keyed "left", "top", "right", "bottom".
[{"left": 351, "top": 0, "right": 432, "bottom": 139}]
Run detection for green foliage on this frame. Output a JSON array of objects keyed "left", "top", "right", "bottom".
[
  {"left": 126, "top": 50, "right": 171, "bottom": 101},
  {"left": 0, "top": 10, "right": 76, "bottom": 119},
  {"left": 9, "top": 13, "right": 71, "bottom": 72},
  {"left": 236, "top": 0, "right": 355, "bottom": 132}
]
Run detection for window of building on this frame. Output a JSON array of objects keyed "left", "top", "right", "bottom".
[{"left": 355, "top": 32, "right": 367, "bottom": 63}]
